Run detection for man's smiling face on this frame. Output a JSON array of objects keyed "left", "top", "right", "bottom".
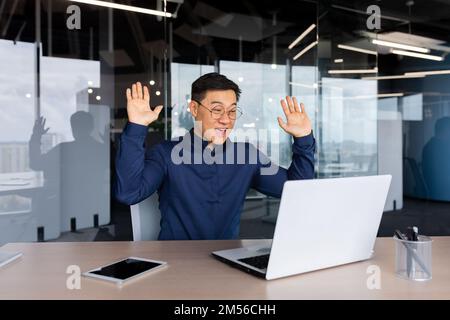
[{"left": 190, "top": 89, "right": 237, "bottom": 145}]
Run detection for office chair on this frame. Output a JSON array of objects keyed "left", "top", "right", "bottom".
[{"left": 130, "top": 193, "right": 161, "bottom": 241}]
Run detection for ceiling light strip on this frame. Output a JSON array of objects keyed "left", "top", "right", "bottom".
[
  {"left": 288, "top": 24, "right": 316, "bottom": 50},
  {"left": 328, "top": 67, "right": 378, "bottom": 74},
  {"left": 391, "top": 49, "right": 443, "bottom": 61},
  {"left": 372, "top": 39, "right": 430, "bottom": 53},
  {"left": 68, "top": 0, "right": 172, "bottom": 18},
  {"left": 362, "top": 74, "right": 425, "bottom": 80},
  {"left": 337, "top": 44, "right": 377, "bottom": 56},
  {"left": 293, "top": 41, "right": 318, "bottom": 60}
]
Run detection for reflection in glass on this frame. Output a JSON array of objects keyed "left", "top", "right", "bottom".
[
  {"left": 36, "top": 56, "right": 108, "bottom": 238},
  {"left": 0, "top": 40, "right": 36, "bottom": 245}
]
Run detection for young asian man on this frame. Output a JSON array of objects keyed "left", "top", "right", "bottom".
[{"left": 114, "top": 73, "right": 315, "bottom": 240}]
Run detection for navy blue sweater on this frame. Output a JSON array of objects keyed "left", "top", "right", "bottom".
[{"left": 114, "top": 122, "right": 315, "bottom": 240}]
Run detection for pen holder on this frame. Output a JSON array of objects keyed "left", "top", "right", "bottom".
[{"left": 394, "top": 235, "right": 432, "bottom": 281}]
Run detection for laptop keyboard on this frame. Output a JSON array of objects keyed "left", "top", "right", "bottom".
[{"left": 238, "top": 254, "right": 270, "bottom": 270}]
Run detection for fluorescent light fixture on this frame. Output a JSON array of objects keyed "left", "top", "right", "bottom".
[
  {"left": 377, "top": 93, "right": 404, "bottom": 98},
  {"left": 289, "top": 81, "right": 317, "bottom": 89},
  {"left": 323, "top": 93, "right": 404, "bottom": 100},
  {"left": 405, "top": 69, "right": 450, "bottom": 76},
  {"left": 372, "top": 39, "right": 430, "bottom": 53},
  {"left": 288, "top": 24, "right": 316, "bottom": 50},
  {"left": 68, "top": 0, "right": 172, "bottom": 18},
  {"left": 293, "top": 41, "right": 318, "bottom": 60},
  {"left": 391, "top": 49, "right": 443, "bottom": 61},
  {"left": 337, "top": 44, "right": 377, "bottom": 55},
  {"left": 362, "top": 74, "right": 425, "bottom": 80},
  {"left": 328, "top": 68, "right": 378, "bottom": 74},
  {"left": 334, "top": 58, "right": 343, "bottom": 63}
]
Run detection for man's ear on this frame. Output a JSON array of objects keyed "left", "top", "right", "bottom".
[{"left": 189, "top": 101, "right": 198, "bottom": 118}]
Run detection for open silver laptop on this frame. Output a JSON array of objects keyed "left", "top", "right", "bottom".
[{"left": 212, "top": 175, "right": 392, "bottom": 280}]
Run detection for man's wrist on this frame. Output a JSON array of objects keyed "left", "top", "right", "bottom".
[
  {"left": 128, "top": 119, "right": 150, "bottom": 127},
  {"left": 292, "top": 129, "right": 312, "bottom": 138},
  {"left": 123, "top": 121, "right": 149, "bottom": 136},
  {"left": 293, "top": 130, "right": 314, "bottom": 147}
]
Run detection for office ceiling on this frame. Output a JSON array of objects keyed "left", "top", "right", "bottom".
[{"left": 0, "top": 0, "right": 449, "bottom": 69}]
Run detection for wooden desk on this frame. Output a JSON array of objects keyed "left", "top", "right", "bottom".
[{"left": 0, "top": 238, "right": 449, "bottom": 299}]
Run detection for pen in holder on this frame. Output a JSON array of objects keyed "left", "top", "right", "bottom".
[{"left": 394, "top": 233, "right": 432, "bottom": 281}]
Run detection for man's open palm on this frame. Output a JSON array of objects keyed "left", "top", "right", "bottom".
[
  {"left": 126, "top": 82, "right": 163, "bottom": 126},
  {"left": 277, "top": 96, "right": 312, "bottom": 138}
]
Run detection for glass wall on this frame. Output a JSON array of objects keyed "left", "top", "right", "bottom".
[
  {"left": 316, "top": 2, "right": 379, "bottom": 178},
  {"left": 1, "top": 0, "right": 450, "bottom": 244},
  {"left": 0, "top": 39, "right": 36, "bottom": 244}
]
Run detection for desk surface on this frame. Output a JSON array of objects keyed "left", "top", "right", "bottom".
[{"left": 0, "top": 237, "right": 449, "bottom": 300}]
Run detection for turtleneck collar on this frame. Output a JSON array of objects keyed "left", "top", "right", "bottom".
[{"left": 187, "top": 128, "right": 231, "bottom": 150}]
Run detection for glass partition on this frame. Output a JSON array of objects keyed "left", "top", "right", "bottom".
[{"left": 1, "top": 0, "right": 450, "bottom": 242}]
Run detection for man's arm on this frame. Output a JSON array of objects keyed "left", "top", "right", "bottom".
[
  {"left": 251, "top": 96, "right": 315, "bottom": 197},
  {"left": 114, "top": 122, "right": 166, "bottom": 205},
  {"left": 251, "top": 132, "right": 315, "bottom": 198},
  {"left": 114, "top": 82, "right": 165, "bottom": 205}
]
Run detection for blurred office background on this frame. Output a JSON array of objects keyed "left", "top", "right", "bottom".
[{"left": 0, "top": 0, "right": 449, "bottom": 244}]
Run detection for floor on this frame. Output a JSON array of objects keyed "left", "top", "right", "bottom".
[{"left": 50, "top": 196, "right": 450, "bottom": 242}]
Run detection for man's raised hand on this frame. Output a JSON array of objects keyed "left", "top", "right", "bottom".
[
  {"left": 126, "top": 81, "right": 163, "bottom": 126},
  {"left": 277, "top": 96, "right": 312, "bottom": 138}
]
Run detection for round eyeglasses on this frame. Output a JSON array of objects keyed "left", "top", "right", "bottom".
[{"left": 192, "top": 99, "right": 243, "bottom": 120}]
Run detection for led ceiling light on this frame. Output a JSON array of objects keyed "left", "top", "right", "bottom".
[
  {"left": 377, "top": 93, "right": 404, "bottom": 98},
  {"left": 328, "top": 68, "right": 378, "bottom": 74},
  {"left": 391, "top": 49, "right": 443, "bottom": 61},
  {"left": 293, "top": 41, "right": 318, "bottom": 60},
  {"left": 69, "top": 0, "right": 172, "bottom": 18},
  {"left": 372, "top": 39, "right": 430, "bottom": 53},
  {"left": 362, "top": 74, "right": 425, "bottom": 80},
  {"left": 404, "top": 69, "right": 450, "bottom": 76},
  {"left": 337, "top": 44, "right": 377, "bottom": 55},
  {"left": 288, "top": 24, "right": 316, "bottom": 50}
]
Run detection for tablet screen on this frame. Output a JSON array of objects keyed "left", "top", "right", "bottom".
[{"left": 90, "top": 258, "right": 163, "bottom": 280}]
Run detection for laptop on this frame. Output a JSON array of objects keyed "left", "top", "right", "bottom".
[{"left": 212, "top": 175, "right": 392, "bottom": 280}]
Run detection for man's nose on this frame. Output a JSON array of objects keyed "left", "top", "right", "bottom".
[{"left": 218, "top": 112, "right": 232, "bottom": 124}]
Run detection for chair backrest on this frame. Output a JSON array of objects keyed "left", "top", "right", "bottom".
[{"left": 130, "top": 193, "right": 161, "bottom": 241}]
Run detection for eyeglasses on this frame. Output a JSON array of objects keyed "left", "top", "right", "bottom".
[{"left": 192, "top": 99, "right": 243, "bottom": 120}]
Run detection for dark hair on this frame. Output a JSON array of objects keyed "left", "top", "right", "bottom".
[{"left": 191, "top": 72, "right": 241, "bottom": 102}]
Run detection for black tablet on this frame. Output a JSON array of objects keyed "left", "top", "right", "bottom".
[{"left": 83, "top": 257, "right": 167, "bottom": 285}]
